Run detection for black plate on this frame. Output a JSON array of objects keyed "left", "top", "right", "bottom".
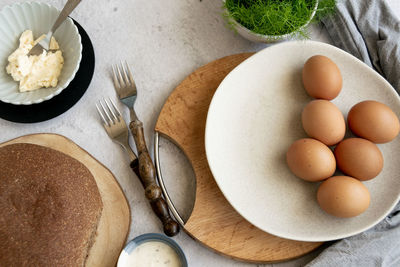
[{"left": 0, "top": 20, "right": 95, "bottom": 123}]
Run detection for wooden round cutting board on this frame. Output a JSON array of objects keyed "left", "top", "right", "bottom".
[
  {"left": 0, "top": 133, "right": 130, "bottom": 267},
  {"left": 155, "top": 53, "right": 323, "bottom": 263}
]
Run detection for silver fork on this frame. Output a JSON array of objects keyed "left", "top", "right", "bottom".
[
  {"left": 95, "top": 98, "right": 140, "bottom": 177},
  {"left": 112, "top": 62, "right": 179, "bottom": 237},
  {"left": 28, "top": 0, "right": 82, "bottom": 56},
  {"left": 112, "top": 62, "right": 138, "bottom": 120}
]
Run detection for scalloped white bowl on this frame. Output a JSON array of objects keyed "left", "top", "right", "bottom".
[{"left": 0, "top": 2, "right": 82, "bottom": 105}]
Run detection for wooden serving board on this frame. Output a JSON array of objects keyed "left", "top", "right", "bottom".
[
  {"left": 0, "top": 133, "right": 130, "bottom": 267},
  {"left": 155, "top": 53, "right": 323, "bottom": 263}
]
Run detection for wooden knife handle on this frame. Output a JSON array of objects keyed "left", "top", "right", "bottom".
[
  {"left": 129, "top": 120, "right": 180, "bottom": 237},
  {"left": 130, "top": 158, "right": 140, "bottom": 178}
]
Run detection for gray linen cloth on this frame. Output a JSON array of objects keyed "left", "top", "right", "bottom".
[{"left": 306, "top": 1, "right": 400, "bottom": 266}]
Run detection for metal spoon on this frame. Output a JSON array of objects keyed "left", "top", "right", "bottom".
[{"left": 28, "top": 0, "right": 82, "bottom": 56}]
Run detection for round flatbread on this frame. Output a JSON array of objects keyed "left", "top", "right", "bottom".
[{"left": 0, "top": 143, "right": 103, "bottom": 266}]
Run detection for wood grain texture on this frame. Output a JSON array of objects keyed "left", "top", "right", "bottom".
[
  {"left": 0, "top": 133, "right": 130, "bottom": 267},
  {"left": 130, "top": 120, "right": 180, "bottom": 236},
  {"left": 155, "top": 53, "right": 323, "bottom": 263}
]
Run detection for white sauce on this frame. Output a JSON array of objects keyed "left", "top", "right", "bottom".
[{"left": 118, "top": 241, "right": 182, "bottom": 267}]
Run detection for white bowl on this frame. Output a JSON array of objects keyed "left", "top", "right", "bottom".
[
  {"left": 223, "top": 0, "right": 318, "bottom": 43},
  {"left": 0, "top": 2, "right": 82, "bottom": 105}
]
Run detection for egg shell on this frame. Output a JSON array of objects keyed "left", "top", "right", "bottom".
[
  {"left": 302, "top": 55, "right": 342, "bottom": 100},
  {"left": 334, "top": 138, "right": 383, "bottom": 181},
  {"left": 317, "top": 176, "right": 370, "bottom": 218},
  {"left": 348, "top": 100, "right": 400, "bottom": 143},
  {"left": 286, "top": 138, "right": 336, "bottom": 182},
  {"left": 302, "top": 100, "right": 346, "bottom": 146}
]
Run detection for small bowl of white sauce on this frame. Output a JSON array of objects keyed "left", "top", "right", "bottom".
[{"left": 117, "top": 233, "right": 188, "bottom": 267}]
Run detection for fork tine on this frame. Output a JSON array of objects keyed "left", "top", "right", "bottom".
[
  {"left": 125, "top": 61, "right": 136, "bottom": 87},
  {"left": 116, "top": 64, "right": 126, "bottom": 88},
  {"left": 104, "top": 97, "right": 118, "bottom": 122},
  {"left": 109, "top": 98, "right": 122, "bottom": 119},
  {"left": 96, "top": 102, "right": 109, "bottom": 126},
  {"left": 112, "top": 65, "right": 121, "bottom": 90},
  {"left": 121, "top": 61, "right": 130, "bottom": 86},
  {"left": 99, "top": 99, "right": 113, "bottom": 124}
]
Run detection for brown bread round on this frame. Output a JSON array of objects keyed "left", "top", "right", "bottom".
[{"left": 0, "top": 143, "right": 103, "bottom": 266}]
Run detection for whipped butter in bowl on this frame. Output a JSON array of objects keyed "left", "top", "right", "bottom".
[
  {"left": 6, "top": 30, "right": 64, "bottom": 92},
  {"left": 117, "top": 233, "right": 187, "bottom": 267},
  {"left": 0, "top": 2, "right": 82, "bottom": 105}
]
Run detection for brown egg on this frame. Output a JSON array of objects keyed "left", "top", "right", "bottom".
[
  {"left": 348, "top": 100, "right": 400, "bottom": 143},
  {"left": 302, "top": 100, "right": 346, "bottom": 146},
  {"left": 302, "top": 55, "right": 342, "bottom": 100},
  {"left": 334, "top": 138, "right": 383, "bottom": 181},
  {"left": 286, "top": 138, "right": 336, "bottom": 182},
  {"left": 317, "top": 176, "right": 370, "bottom": 218}
]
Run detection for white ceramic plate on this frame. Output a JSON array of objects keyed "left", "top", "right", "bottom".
[
  {"left": 205, "top": 41, "right": 400, "bottom": 242},
  {"left": 0, "top": 2, "right": 82, "bottom": 105}
]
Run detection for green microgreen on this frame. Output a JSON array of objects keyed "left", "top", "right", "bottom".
[{"left": 223, "top": 0, "right": 336, "bottom": 39}]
